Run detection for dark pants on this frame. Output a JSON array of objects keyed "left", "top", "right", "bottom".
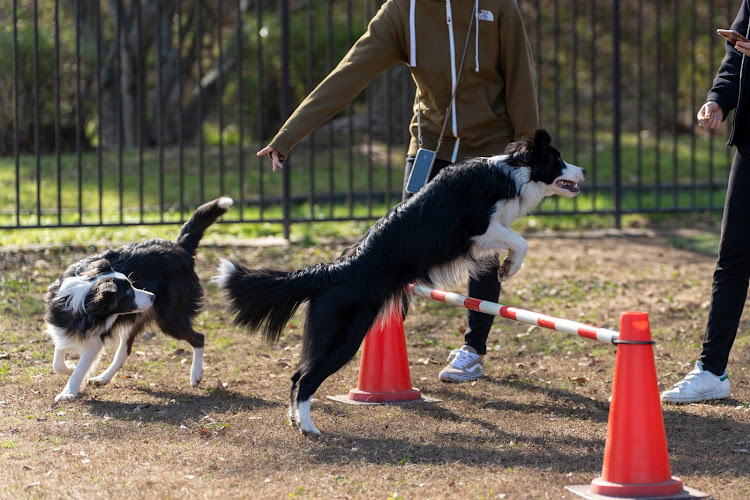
[
  {"left": 700, "top": 147, "right": 750, "bottom": 376},
  {"left": 403, "top": 155, "right": 501, "bottom": 355}
]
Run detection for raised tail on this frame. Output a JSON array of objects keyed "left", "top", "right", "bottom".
[
  {"left": 212, "top": 259, "right": 323, "bottom": 343},
  {"left": 176, "top": 197, "right": 233, "bottom": 256}
]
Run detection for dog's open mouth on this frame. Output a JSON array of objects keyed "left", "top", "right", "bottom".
[{"left": 556, "top": 179, "right": 580, "bottom": 193}]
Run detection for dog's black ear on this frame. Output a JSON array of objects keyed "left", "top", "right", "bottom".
[{"left": 532, "top": 129, "right": 552, "bottom": 151}]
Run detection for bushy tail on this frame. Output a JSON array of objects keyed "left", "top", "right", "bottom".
[
  {"left": 176, "top": 197, "right": 233, "bottom": 256},
  {"left": 212, "top": 259, "right": 326, "bottom": 343}
]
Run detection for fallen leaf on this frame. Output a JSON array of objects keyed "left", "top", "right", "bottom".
[{"left": 732, "top": 449, "right": 750, "bottom": 454}]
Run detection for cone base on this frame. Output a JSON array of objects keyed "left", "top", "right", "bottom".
[
  {"left": 347, "top": 387, "right": 422, "bottom": 403},
  {"left": 566, "top": 483, "right": 710, "bottom": 500}
]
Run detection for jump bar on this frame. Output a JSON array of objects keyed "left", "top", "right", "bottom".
[{"left": 409, "top": 284, "right": 620, "bottom": 345}]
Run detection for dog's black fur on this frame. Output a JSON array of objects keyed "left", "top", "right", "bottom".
[
  {"left": 214, "top": 130, "right": 585, "bottom": 437},
  {"left": 45, "top": 197, "right": 233, "bottom": 402}
]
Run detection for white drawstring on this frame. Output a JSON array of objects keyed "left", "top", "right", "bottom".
[
  {"left": 409, "top": 0, "right": 417, "bottom": 67},
  {"left": 475, "top": 0, "right": 479, "bottom": 72}
]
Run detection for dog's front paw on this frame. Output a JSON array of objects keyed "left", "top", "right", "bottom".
[
  {"left": 498, "top": 258, "right": 522, "bottom": 282},
  {"left": 498, "top": 259, "right": 513, "bottom": 282},
  {"left": 54, "top": 390, "right": 78, "bottom": 402}
]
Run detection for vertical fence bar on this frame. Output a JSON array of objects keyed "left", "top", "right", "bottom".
[
  {"left": 197, "top": 0, "right": 204, "bottom": 203},
  {"left": 655, "top": 1, "right": 662, "bottom": 209},
  {"left": 257, "top": 0, "right": 265, "bottom": 221},
  {"left": 13, "top": 0, "right": 20, "bottom": 226},
  {"left": 117, "top": 0, "right": 124, "bottom": 224},
  {"left": 346, "top": 0, "right": 354, "bottom": 218},
  {"left": 237, "top": 0, "right": 244, "bottom": 220},
  {"left": 327, "top": 0, "right": 335, "bottom": 218},
  {"left": 366, "top": 1, "right": 373, "bottom": 217},
  {"left": 281, "top": 0, "right": 291, "bottom": 239},
  {"left": 136, "top": 0, "right": 144, "bottom": 221},
  {"left": 636, "top": 0, "right": 643, "bottom": 210},
  {"left": 218, "top": 0, "right": 225, "bottom": 199},
  {"left": 589, "top": 0, "right": 597, "bottom": 213},
  {"left": 96, "top": 0, "right": 103, "bottom": 224},
  {"left": 157, "top": 0, "right": 164, "bottom": 221},
  {"left": 55, "top": 0, "right": 62, "bottom": 225},
  {"left": 571, "top": 0, "right": 579, "bottom": 212},
  {"left": 33, "top": 0, "right": 41, "bottom": 226},
  {"left": 671, "top": 1, "right": 679, "bottom": 209},
  {"left": 178, "top": 0, "right": 185, "bottom": 220},
  {"left": 690, "top": 0, "right": 697, "bottom": 208},
  {"left": 76, "top": 0, "right": 83, "bottom": 224},
  {"left": 613, "top": 0, "right": 621, "bottom": 228},
  {"left": 307, "top": 0, "right": 316, "bottom": 220}
]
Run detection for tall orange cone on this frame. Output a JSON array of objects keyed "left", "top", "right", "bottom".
[
  {"left": 568, "top": 311, "right": 708, "bottom": 499},
  {"left": 346, "top": 305, "right": 422, "bottom": 403}
]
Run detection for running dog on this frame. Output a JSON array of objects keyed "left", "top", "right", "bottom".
[{"left": 45, "top": 197, "right": 233, "bottom": 402}]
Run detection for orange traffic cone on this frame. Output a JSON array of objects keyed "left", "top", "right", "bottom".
[
  {"left": 568, "top": 311, "right": 708, "bottom": 499},
  {"left": 346, "top": 305, "right": 422, "bottom": 403}
]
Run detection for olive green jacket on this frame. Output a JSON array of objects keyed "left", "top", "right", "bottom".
[{"left": 269, "top": 0, "right": 539, "bottom": 163}]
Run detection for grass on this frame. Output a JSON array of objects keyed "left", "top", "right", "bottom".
[{"left": 0, "top": 131, "right": 733, "bottom": 231}]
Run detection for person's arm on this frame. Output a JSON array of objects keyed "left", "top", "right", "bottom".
[
  {"left": 496, "top": 3, "right": 539, "bottom": 139},
  {"left": 707, "top": 0, "right": 750, "bottom": 117},
  {"left": 258, "top": 2, "right": 406, "bottom": 170}
]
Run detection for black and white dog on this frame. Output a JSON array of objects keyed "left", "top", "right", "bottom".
[
  {"left": 214, "top": 130, "right": 585, "bottom": 438},
  {"left": 45, "top": 197, "right": 233, "bottom": 402}
]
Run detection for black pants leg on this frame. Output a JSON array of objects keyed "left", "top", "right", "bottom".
[
  {"left": 699, "top": 148, "right": 750, "bottom": 376},
  {"left": 403, "top": 155, "right": 500, "bottom": 356}
]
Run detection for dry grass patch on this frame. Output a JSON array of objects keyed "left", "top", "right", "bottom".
[{"left": 2, "top": 233, "right": 750, "bottom": 498}]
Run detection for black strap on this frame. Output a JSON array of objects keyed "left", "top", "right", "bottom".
[{"left": 612, "top": 339, "right": 656, "bottom": 345}]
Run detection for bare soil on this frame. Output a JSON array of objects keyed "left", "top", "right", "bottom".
[{"left": 2, "top": 232, "right": 750, "bottom": 499}]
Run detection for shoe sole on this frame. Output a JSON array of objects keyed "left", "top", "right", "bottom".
[
  {"left": 661, "top": 391, "right": 731, "bottom": 403},
  {"left": 438, "top": 373, "right": 482, "bottom": 383}
]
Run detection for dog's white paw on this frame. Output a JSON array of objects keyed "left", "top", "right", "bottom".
[
  {"left": 498, "top": 258, "right": 522, "bottom": 282},
  {"left": 88, "top": 374, "right": 111, "bottom": 386},
  {"left": 54, "top": 361, "right": 76, "bottom": 376},
  {"left": 300, "top": 426, "right": 321, "bottom": 440},
  {"left": 190, "top": 368, "right": 203, "bottom": 387},
  {"left": 54, "top": 390, "right": 78, "bottom": 402}
]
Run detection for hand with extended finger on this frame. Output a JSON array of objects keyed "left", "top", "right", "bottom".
[{"left": 257, "top": 146, "right": 286, "bottom": 172}]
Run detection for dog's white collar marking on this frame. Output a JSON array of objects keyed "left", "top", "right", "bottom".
[{"left": 57, "top": 271, "right": 129, "bottom": 314}]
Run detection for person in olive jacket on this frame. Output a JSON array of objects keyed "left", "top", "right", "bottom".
[
  {"left": 258, "top": 0, "right": 539, "bottom": 383},
  {"left": 662, "top": 0, "right": 750, "bottom": 403}
]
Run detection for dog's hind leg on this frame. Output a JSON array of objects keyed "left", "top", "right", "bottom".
[
  {"left": 89, "top": 333, "right": 130, "bottom": 386},
  {"left": 55, "top": 337, "right": 104, "bottom": 402},
  {"left": 295, "top": 306, "right": 378, "bottom": 439},
  {"left": 53, "top": 346, "right": 75, "bottom": 375},
  {"left": 288, "top": 370, "right": 301, "bottom": 427},
  {"left": 159, "top": 318, "right": 205, "bottom": 387}
]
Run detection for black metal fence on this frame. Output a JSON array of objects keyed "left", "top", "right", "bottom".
[{"left": 0, "top": 1, "right": 739, "bottom": 235}]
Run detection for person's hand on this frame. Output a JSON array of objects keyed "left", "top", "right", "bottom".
[
  {"left": 697, "top": 101, "right": 723, "bottom": 130},
  {"left": 257, "top": 146, "right": 285, "bottom": 171},
  {"left": 735, "top": 39, "right": 750, "bottom": 57}
]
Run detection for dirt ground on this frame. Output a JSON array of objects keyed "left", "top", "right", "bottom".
[{"left": 2, "top": 231, "right": 750, "bottom": 499}]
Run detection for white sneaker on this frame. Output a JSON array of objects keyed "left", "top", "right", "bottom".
[
  {"left": 661, "top": 361, "right": 730, "bottom": 403},
  {"left": 438, "top": 346, "right": 484, "bottom": 383}
]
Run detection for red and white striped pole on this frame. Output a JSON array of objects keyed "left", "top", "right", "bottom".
[{"left": 409, "top": 284, "right": 620, "bottom": 344}]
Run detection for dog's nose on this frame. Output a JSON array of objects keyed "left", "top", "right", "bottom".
[{"left": 581, "top": 168, "right": 587, "bottom": 178}]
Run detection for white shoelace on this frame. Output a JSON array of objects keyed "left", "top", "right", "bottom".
[{"left": 448, "top": 349, "right": 478, "bottom": 369}]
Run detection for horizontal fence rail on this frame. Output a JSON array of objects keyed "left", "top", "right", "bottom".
[{"left": 0, "top": 0, "right": 738, "bottom": 233}]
